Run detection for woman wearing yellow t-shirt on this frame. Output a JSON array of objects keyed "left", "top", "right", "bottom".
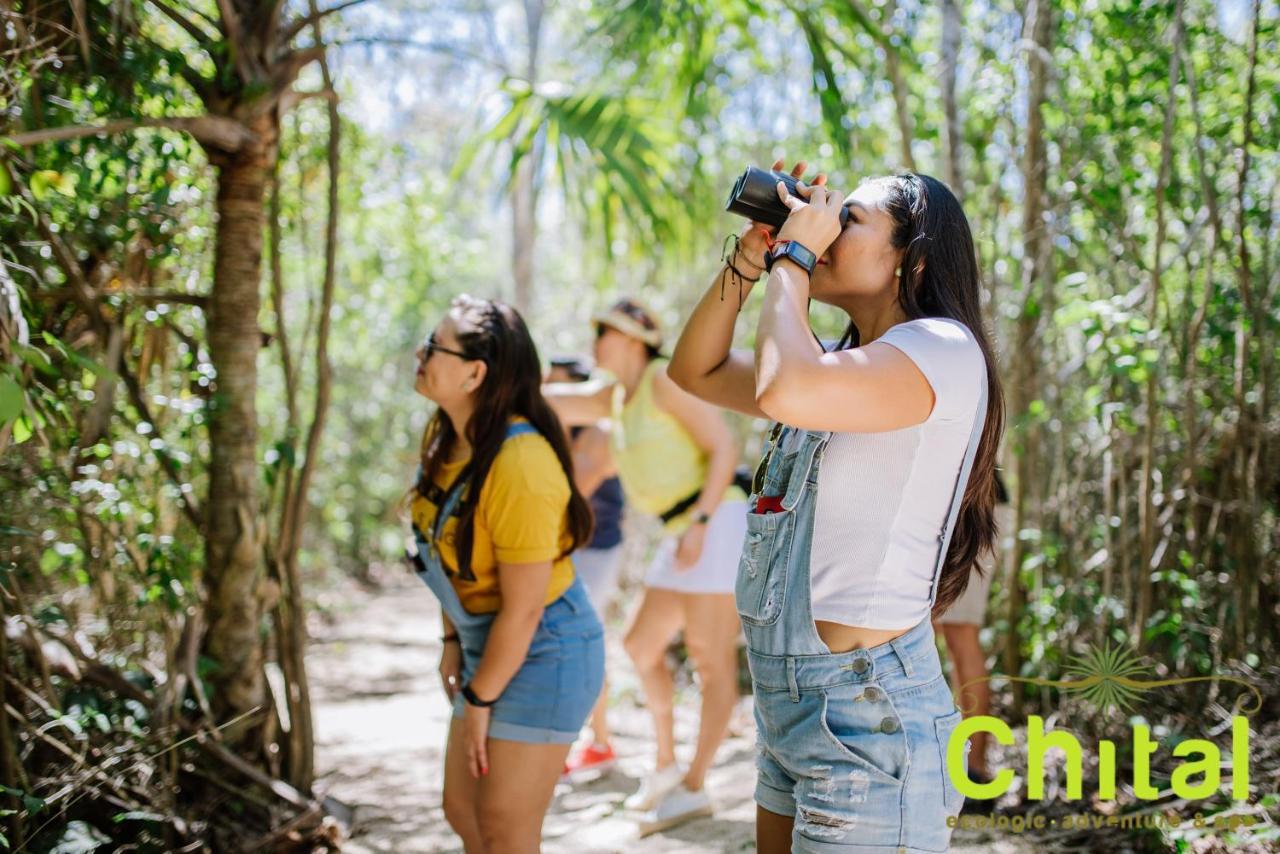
[
  {"left": 409, "top": 295, "right": 603, "bottom": 852},
  {"left": 546, "top": 298, "right": 747, "bottom": 833}
]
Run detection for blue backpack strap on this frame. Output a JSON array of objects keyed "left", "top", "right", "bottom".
[
  {"left": 430, "top": 422, "right": 541, "bottom": 527},
  {"left": 505, "top": 422, "right": 538, "bottom": 440}
]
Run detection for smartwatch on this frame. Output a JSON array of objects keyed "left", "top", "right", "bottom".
[
  {"left": 765, "top": 240, "right": 818, "bottom": 275},
  {"left": 461, "top": 683, "right": 498, "bottom": 708}
]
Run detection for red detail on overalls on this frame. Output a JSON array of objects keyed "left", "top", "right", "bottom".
[{"left": 754, "top": 495, "right": 785, "bottom": 514}]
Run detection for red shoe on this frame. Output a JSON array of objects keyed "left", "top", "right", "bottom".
[{"left": 561, "top": 743, "right": 616, "bottom": 781}]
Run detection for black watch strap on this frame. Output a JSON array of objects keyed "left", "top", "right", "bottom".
[
  {"left": 765, "top": 240, "right": 818, "bottom": 275},
  {"left": 461, "top": 683, "right": 498, "bottom": 708}
]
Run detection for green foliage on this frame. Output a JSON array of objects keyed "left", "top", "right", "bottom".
[
  {"left": 454, "top": 79, "right": 692, "bottom": 259},
  {"left": 1, "top": 0, "right": 1276, "bottom": 846}
]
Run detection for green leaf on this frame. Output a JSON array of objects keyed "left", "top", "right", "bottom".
[
  {"left": 15, "top": 343, "right": 56, "bottom": 377},
  {"left": 11, "top": 415, "right": 31, "bottom": 444},
  {"left": 54, "top": 172, "right": 78, "bottom": 197},
  {"left": 43, "top": 333, "right": 107, "bottom": 377},
  {"left": 0, "top": 162, "right": 11, "bottom": 196},
  {"left": 0, "top": 376, "right": 23, "bottom": 425},
  {"left": 29, "top": 170, "right": 61, "bottom": 202}
]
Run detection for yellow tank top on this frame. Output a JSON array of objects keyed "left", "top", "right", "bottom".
[{"left": 609, "top": 360, "right": 710, "bottom": 530}]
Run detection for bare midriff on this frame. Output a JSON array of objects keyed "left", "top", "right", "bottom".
[{"left": 816, "top": 620, "right": 914, "bottom": 654}]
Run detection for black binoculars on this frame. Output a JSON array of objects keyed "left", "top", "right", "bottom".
[{"left": 725, "top": 166, "right": 850, "bottom": 229}]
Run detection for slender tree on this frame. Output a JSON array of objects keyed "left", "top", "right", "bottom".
[
  {"left": 1004, "top": 0, "right": 1053, "bottom": 710},
  {"left": 4, "top": 0, "right": 352, "bottom": 727}
]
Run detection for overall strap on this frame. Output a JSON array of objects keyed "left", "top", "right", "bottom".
[
  {"left": 781, "top": 429, "right": 833, "bottom": 511},
  {"left": 504, "top": 422, "right": 538, "bottom": 439},
  {"left": 430, "top": 421, "right": 541, "bottom": 541},
  {"left": 927, "top": 377, "right": 989, "bottom": 607},
  {"left": 748, "top": 422, "right": 787, "bottom": 498}
]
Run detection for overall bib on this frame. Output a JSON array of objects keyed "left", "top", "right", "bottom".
[
  {"left": 413, "top": 423, "right": 604, "bottom": 744},
  {"left": 739, "top": 383, "right": 985, "bottom": 852}
]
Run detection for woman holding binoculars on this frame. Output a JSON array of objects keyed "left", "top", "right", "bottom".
[
  {"left": 669, "top": 160, "right": 1005, "bottom": 852},
  {"left": 546, "top": 298, "right": 747, "bottom": 833}
]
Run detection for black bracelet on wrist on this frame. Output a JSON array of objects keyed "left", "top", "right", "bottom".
[
  {"left": 461, "top": 682, "right": 498, "bottom": 708},
  {"left": 442, "top": 633, "right": 460, "bottom": 645},
  {"left": 720, "top": 234, "right": 762, "bottom": 309},
  {"left": 734, "top": 250, "right": 766, "bottom": 273},
  {"left": 725, "top": 260, "right": 761, "bottom": 282}
]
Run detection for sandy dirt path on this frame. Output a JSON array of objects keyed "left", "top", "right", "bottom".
[{"left": 310, "top": 574, "right": 1030, "bottom": 853}]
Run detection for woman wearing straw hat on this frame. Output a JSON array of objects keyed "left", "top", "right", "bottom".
[{"left": 546, "top": 297, "right": 748, "bottom": 833}]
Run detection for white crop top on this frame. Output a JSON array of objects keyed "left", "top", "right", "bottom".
[{"left": 799, "top": 317, "right": 988, "bottom": 630}]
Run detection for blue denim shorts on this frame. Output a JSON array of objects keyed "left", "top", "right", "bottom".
[
  {"left": 749, "top": 619, "right": 965, "bottom": 852},
  {"left": 451, "top": 579, "right": 605, "bottom": 744}
]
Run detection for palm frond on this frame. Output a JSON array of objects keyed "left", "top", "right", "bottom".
[{"left": 454, "top": 80, "right": 689, "bottom": 261}]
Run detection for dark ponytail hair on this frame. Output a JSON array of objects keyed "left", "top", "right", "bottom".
[
  {"left": 418, "top": 296, "right": 594, "bottom": 578},
  {"left": 835, "top": 174, "right": 1006, "bottom": 616}
]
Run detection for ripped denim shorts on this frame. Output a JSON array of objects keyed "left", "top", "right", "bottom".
[{"left": 748, "top": 618, "right": 965, "bottom": 853}]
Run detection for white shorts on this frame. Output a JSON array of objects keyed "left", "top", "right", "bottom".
[
  {"left": 573, "top": 544, "right": 625, "bottom": 618},
  {"left": 644, "top": 501, "right": 747, "bottom": 595}
]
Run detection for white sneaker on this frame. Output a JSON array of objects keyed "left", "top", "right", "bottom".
[
  {"left": 623, "top": 763, "right": 684, "bottom": 812},
  {"left": 637, "top": 784, "right": 714, "bottom": 836}
]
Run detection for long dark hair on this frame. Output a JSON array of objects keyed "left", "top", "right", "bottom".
[
  {"left": 835, "top": 174, "right": 1006, "bottom": 616},
  {"left": 418, "top": 296, "right": 593, "bottom": 577}
]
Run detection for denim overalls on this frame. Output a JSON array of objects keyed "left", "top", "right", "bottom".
[
  {"left": 739, "top": 389, "right": 985, "bottom": 852},
  {"left": 413, "top": 423, "right": 604, "bottom": 744}
]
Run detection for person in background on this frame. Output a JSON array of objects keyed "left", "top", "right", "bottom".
[
  {"left": 545, "top": 299, "right": 748, "bottom": 834},
  {"left": 408, "top": 296, "right": 604, "bottom": 853},
  {"left": 546, "top": 355, "right": 627, "bottom": 777},
  {"left": 935, "top": 469, "right": 1012, "bottom": 804}
]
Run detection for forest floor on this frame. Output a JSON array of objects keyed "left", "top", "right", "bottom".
[{"left": 305, "top": 571, "right": 1036, "bottom": 853}]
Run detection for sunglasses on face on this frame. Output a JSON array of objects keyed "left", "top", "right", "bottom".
[{"left": 417, "top": 335, "right": 470, "bottom": 362}]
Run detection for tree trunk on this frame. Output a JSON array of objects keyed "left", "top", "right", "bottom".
[
  {"left": 940, "top": 0, "right": 963, "bottom": 197},
  {"left": 883, "top": 0, "right": 916, "bottom": 171},
  {"left": 511, "top": 0, "right": 545, "bottom": 314},
  {"left": 1230, "top": 0, "right": 1262, "bottom": 653},
  {"left": 1135, "top": 0, "right": 1183, "bottom": 636},
  {"left": 1004, "top": 0, "right": 1052, "bottom": 714},
  {"left": 0, "top": 579, "right": 26, "bottom": 850},
  {"left": 202, "top": 111, "right": 280, "bottom": 720},
  {"left": 272, "top": 19, "right": 341, "bottom": 789},
  {"left": 512, "top": 159, "right": 536, "bottom": 314}
]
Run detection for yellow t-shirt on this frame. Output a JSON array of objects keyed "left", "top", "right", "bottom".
[{"left": 411, "top": 422, "right": 575, "bottom": 614}]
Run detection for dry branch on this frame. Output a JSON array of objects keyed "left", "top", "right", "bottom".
[
  {"left": 3, "top": 116, "right": 256, "bottom": 151},
  {"left": 279, "top": 0, "right": 378, "bottom": 44}
]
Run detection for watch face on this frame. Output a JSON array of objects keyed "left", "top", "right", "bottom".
[{"left": 790, "top": 243, "right": 817, "bottom": 267}]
